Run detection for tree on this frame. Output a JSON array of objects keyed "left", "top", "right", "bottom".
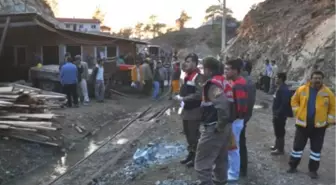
[
  {"left": 175, "top": 10, "right": 191, "bottom": 30},
  {"left": 134, "top": 22, "right": 144, "bottom": 39},
  {"left": 92, "top": 7, "right": 105, "bottom": 23},
  {"left": 204, "top": 5, "right": 233, "bottom": 22},
  {"left": 144, "top": 15, "right": 166, "bottom": 38},
  {"left": 143, "top": 24, "right": 151, "bottom": 38},
  {"left": 118, "top": 28, "right": 133, "bottom": 39},
  {"left": 151, "top": 23, "right": 166, "bottom": 37}
]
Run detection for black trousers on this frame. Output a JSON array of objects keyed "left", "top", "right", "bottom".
[
  {"left": 63, "top": 84, "right": 78, "bottom": 107},
  {"left": 159, "top": 80, "right": 164, "bottom": 93},
  {"left": 289, "top": 125, "right": 326, "bottom": 172},
  {"left": 183, "top": 120, "right": 200, "bottom": 153},
  {"left": 240, "top": 121, "right": 248, "bottom": 174},
  {"left": 273, "top": 116, "right": 287, "bottom": 138},
  {"left": 143, "top": 80, "right": 153, "bottom": 96},
  {"left": 263, "top": 76, "right": 270, "bottom": 93}
]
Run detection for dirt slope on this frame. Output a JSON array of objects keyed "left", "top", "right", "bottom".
[
  {"left": 227, "top": 0, "right": 335, "bottom": 86},
  {"left": 151, "top": 19, "right": 239, "bottom": 59}
]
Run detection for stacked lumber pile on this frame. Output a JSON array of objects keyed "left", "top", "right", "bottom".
[{"left": 0, "top": 84, "right": 67, "bottom": 147}]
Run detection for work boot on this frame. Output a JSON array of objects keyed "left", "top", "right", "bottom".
[
  {"left": 180, "top": 152, "right": 193, "bottom": 164},
  {"left": 271, "top": 138, "right": 284, "bottom": 155},
  {"left": 185, "top": 157, "right": 195, "bottom": 168},
  {"left": 287, "top": 167, "right": 298, "bottom": 173},
  {"left": 308, "top": 171, "right": 319, "bottom": 179}
]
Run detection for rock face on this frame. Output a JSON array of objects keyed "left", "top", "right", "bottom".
[
  {"left": 0, "top": 0, "right": 63, "bottom": 28},
  {"left": 227, "top": 0, "right": 335, "bottom": 87}
]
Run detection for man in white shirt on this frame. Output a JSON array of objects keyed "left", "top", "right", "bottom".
[
  {"left": 92, "top": 59, "right": 105, "bottom": 102},
  {"left": 269, "top": 60, "right": 278, "bottom": 94}
]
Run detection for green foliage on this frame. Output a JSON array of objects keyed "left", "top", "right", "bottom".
[{"left": 176, "top": 10, "right": 192, "bottom": 30}]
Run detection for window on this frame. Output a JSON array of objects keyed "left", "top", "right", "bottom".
[
  {"left": 96, "top": 46, "right": 106, "bottom": 59},
  {"left": 107, "top": 46, "right": 117, "bottom": 57},
  {"left": 79, "top": 24, "right": 84, "bottom": 29},
  {"left": 65, "top": 24, "right": 71, "bottom": 28},
  {"left": 91, "top": 24, "right": 97, "bottom": 29}
]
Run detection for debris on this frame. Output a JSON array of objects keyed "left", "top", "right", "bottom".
[
  {"left": 115, "top": 141, "right": 187, "bottom": 182},
  {"left": 155, "top": 179, "right": 196, "bottom": 185},
  {"left": 0, "top": 84, "right": 67, "bottom": 147}
]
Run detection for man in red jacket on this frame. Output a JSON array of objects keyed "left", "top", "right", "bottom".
[{"left": 224, "top": 59, "right": 248, "bottom": 181}]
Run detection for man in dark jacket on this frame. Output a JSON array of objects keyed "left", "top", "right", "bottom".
[
  {"left": 271, "top": 72, "right": 291, "bottom": 155},
  {"left": 240, "top": 67, "right": 256, "bottom": 177},
  {"left": 174, "top": 53, "right": 204, "bottom": 168}
]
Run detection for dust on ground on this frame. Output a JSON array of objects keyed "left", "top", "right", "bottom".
[
  {"left": 96, "top": 91, "right": 335, "bottom": 185},
  {"left": 0, "top": 96, "right": 148, "bottom": 184}
]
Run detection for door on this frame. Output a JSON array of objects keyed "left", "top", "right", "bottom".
[
  {"left": 43, "top": 46, "right": 59, "bottom": 65},
  {"left": 66, "top": 45, "right": 81, "bottom": 59}
]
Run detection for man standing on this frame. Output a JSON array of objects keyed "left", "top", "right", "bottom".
[
  {"left": 263, "top": 59, "right": 272, "bottom": 93},
  {"left": 269, "top": 60, "right": 278, "bottom": 94},
  {"left": 288, "top": 70, "right": 335, "bottom": 179},
  {"left": 131, "top": 59, "right": 144, "bottom": 92},
  {"left": 174, "top": 53, "right": 203, "bottom": 168},
  {"left": 270, "top": 72, "right": 291, "bottom": 155},
  {"left": 91, "top": 59, "right": 105, "bottom": 102},
  {"left": 239, "top": 65, "right": 256, "bottom": 177},
  {"left": 152, "top": 62, "right": 163, "bottom": 100},
  {"left": 60, "top": 56, "right": 79, "bottom": 108},
  {"left": 195, "top": 57, "right": 231, "bottom": 185},
  {"left": 224, "top": 59, "right": 248, "bottom": 181},
  {"left": 75, "top": 55, "right": 90, "bottom": 105},
  {"left": 141, "top": 58, "right": 153, "bottom": 96},
  {"left": 170, "top": 59, "right": 181, "bottom": 99}
]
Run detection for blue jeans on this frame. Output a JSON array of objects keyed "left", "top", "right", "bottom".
[
  {"left": 152, "top": 81, "right": 160, "bottom": 99},
  {"left": 228, "top": 119, "right": 244, "bottom": 180},
  {"left": 95, "top": 80, "right": 105, "bottom": 101}
]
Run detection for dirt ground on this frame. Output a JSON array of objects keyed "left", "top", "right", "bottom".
[
  {"left": 96, "top": 91, "right": 335, "bottom": 185},
  {"left": 0, "top": 95, "right": 148, "bottom": 184}
]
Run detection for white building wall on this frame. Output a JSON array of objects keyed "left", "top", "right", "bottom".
[{"left": 63, "top": 22, "right": 100, "bottom": 32}]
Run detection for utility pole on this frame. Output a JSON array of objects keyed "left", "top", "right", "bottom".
[{"left": 221, "top": 0, "right": 226, "bottom": 61}]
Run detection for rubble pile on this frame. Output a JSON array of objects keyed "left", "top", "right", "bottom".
[
  {"left": 227, "top": 0, "right": 335, "bottom": 86},
  {"left": 0, "top": 84, "right": 67, "bottom": 147}
]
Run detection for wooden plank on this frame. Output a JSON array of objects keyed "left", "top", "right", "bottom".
[
  {"left": 8, "top": 134, "right": 59, "bottom": 147},
  {"left": 0, "top": 16, "right": 10, "bottom": 56},
  {"left": 32, "top": 94, "right": 66, "bottom": 99},
  {"left": 0, "top": 125, "right": 37, "bottom": 132},
  {"left": 0, "top": 113, "right": 56, "bottom": 120},
  {"left": 0, "top": 86, "right": 13, "bottom": 93},
  {"left": 0, "top": 94, "right": 19, "bottom": 99},
  {"left": 0, "top": 120, "right": 53, "bottom": 128},
  {"left": 0, "top": 100, "right": 13, "bottom": 105},
  {"left": 11, "top": 84, "right": 66, "bottom": 96}
]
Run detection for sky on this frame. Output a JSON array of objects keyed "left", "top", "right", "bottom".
[{"left": 56, "top": 0, "right": 264, "bottom": 31}]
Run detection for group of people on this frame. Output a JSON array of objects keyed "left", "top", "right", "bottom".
[
  {"left": 130, "top": 56, "right": 181, "bottom": 100},
  {"left": 172, "top": 53, "right": 255, "bottom": 184},
  {"left": 258, "top": 59, "right": 278, "bottom": 94},
  {"left": 271, "top": 69, "right": 335, "bottom": 179},
  {"left": 172, "top": 53, "right": 335, "bottom": 184},
  {"left": 59, "top": 53, "right": 105, "bottom": 107}
]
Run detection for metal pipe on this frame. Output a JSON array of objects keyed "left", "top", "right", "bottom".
[{"left": 221, "top": 0, "right": 226, "bottom": 60}]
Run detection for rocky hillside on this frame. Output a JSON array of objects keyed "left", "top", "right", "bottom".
[
  {"left": 151, "top": 17, "right": 240, "bottom": 59},
  {"left": 0, "top": 0, "right": 63, "bottom": 28},
  {"left": 227, "top": 0, "right": 335, "bottom": 86}
]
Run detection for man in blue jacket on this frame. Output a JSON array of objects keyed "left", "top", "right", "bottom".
[
  {"left": 271, "top": 72, "right": 291, "bottom": 155},
  {"left": 60, "top": 56, "right": 79, "bottom": 107}
]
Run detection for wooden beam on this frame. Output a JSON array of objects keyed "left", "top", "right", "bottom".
[
  {"left": 0, "top": 21, "right": 36, "bottom": 28},
  {"left": 0, "top": 17, "right": 10, "bottom": 56}
]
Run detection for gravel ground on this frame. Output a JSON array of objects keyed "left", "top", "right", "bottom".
[
  {"left": 0, "top": 96, "right": 148, "bottom": 184},
  {"left": 95, "top": 91, "right": 335, "bottom": 185}
]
